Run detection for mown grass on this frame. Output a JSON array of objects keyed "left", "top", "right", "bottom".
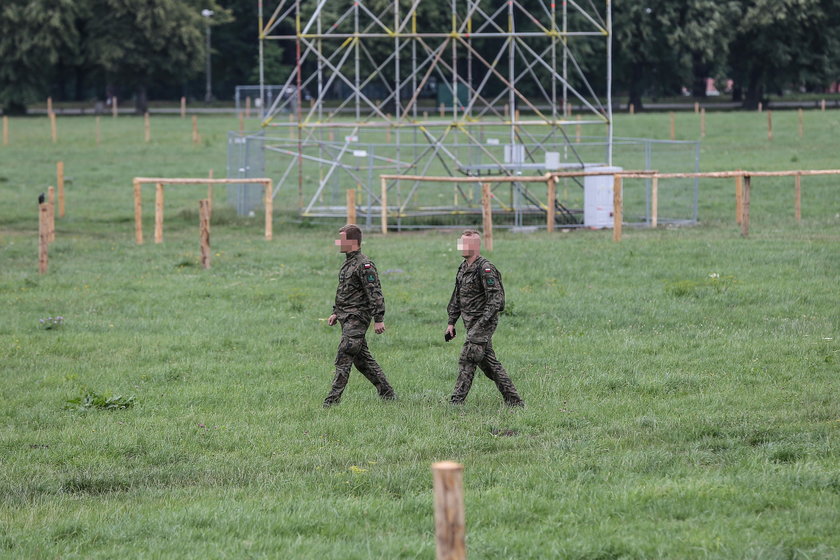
[{"left": 1, "top": 112, "right": 839, "bottom": 559}]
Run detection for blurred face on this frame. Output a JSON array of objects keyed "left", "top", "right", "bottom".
[
  {"left": 457, "top": 235, "right": 480, "bottom": 258},
  {"left": 335, "top": 231, "right": 359, "bottom": 253}
]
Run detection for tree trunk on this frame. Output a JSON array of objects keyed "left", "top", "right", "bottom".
[
  {"left": 742, "top": 68, "right": 764, "bottom": 110},
  {"left": 691, "top": 52, "right": 708, "bottom": 98},
  {"left": 627, "top": 62, "right": 644, "bottom": 111},
  {"left": 134, "top": 84, "right": 148, "bottom": 115}
]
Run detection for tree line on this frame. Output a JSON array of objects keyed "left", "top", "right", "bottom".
[{"left": 1, "top": 0, "right": 838, "bottom": 114}]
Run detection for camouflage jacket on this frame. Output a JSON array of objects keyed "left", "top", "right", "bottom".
[
  {"left": 447, "top": 256, "right": 504, "bottom": 331},
  {"left": 333, "top": 250, "right": 385, "bottom": 323}
]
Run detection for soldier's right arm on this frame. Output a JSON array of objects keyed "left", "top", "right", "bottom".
[{"left": 446, "top": 271, "right": 461, "bottom": 326}]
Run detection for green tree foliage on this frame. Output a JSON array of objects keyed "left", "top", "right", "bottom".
[{"left": 0, "top": 0, "right": 82, "bottom": 113}]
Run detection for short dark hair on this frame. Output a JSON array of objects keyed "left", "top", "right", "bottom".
[
  {"left": 461, "top": 229, "right": 481, "bottom": 238},
  {"left": 339, "top": 224, "right": 362, "bottom": 244}
]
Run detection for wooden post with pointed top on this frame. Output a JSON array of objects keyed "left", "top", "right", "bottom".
[
  {"left": 613, "top": 175, "right": 622, "bottom": 242},
  {"left": 199, "top": 199, "right": 211, "bottom": 269},
  {"left": 794, "top": 173, "right": 801, "bottom": 223},
  {"left": 264, "top": 180, "right": 273, "bottom": 241},
  {"left": 134, "top": 179, "right": 143, "bottom": 244},
  {"left": 741, "top": 175, "right": 751, "bottom": 237},
  {"left": 155, "top": 183, "right": 164, "bottom": 244},
  {"left": 482, "top": 183, "right": 493, "bottom": 251},
  {"left": 39, "top": 199, "right": 48, "bottom": 274},
  {"left": 432, "top": 461, "right": 466, "bottom": 560},
  {"left": 47, "top": 187, "right": 55, "bottom": 243},
  {"left": 546, "top": 175, "right": 556, "bottom": 232},
  {"left": 346, "top": 188, "right": 357, "bottom": 225},
  {"left": 57, "top": 161, "right": 65, "bottom": 218}
]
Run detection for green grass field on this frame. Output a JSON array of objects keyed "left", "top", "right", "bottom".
[{"left": 1, "top": 111, "right": 839, "bottom": 559}]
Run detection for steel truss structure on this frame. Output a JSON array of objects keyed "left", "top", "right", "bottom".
[{"left": 257, "top": 0, "right": 613, "bottom": 224}]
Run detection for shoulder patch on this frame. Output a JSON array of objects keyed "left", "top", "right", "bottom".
[
  {"left": 364, "top": 263, "right": 372, "bottom": 269},
  {"left": 484, "top": 267, "right": 492, "bottom": 273}
]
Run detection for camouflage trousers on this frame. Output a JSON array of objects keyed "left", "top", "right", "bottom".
[
  {"left": 324, "top": 316, "right": 395, "bottom": 406},
  {"left": 451, "top": 317, "right": 523, "bottom": 406}
]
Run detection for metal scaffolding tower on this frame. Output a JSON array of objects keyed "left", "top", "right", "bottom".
[{"left": 256, "top": 0, "right": 613, "bottom": 224}]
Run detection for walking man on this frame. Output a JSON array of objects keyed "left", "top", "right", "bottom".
[
  {"left": 445, "top": 230, "right": 524, "bottom": 406},
  {"left": 324, "top": 224, "right": 396, "bottom": 406}
]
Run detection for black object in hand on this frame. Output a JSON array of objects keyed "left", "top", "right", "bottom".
[
  {"left": 444, "top": 327, "right": 456, "bottom": 342},
  {"left": 38, "top": 193, "right": 45, "bottom": 204}
]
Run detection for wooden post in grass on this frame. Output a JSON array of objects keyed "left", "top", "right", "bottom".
[
  {"left": 112, "top": 96, "right": 118, "bottom": 118},
  {"left": 629, "top": 103, "right": 634, "bottom": 115},
  {"left": 694, "top": 101, "right": 699, "bottom": 113},
  {"left": 245, "top": 96, "right": 251, "bottom": 118},
  {"left": 504, "top": 103, "right": 509, "bottom": 118},
  {"left": 144, "top": 112, "right": 151, "bottom": 143},
  {"left": 651, "top": 176, "right": 659, "bottom": 228},
  {"left": 47, "top": 97, "right": 53, "bottom": 114},
  {"left": 238, "top": 112, "right": 245, "bottom": 133},
  {"left": 2, "top": 116, "right": 8, "bottom": 146},
  {"left": 700, "top": 107, "right": 706, "bottom": 138},
  {"left": 346, "top": 188, "right": 356, "bottom": 225},
  {"left": 481, "top": 183, "right": 493, "bottom": 251},
  {"left": 155, "top": 183, "right": 164, "bottom": 244},
  {"left": 767, "top": 110, "right": 773, "bottom": 140},
  {"left": 757, "top": 102, "right": 762, "bottom": 113},
  {"left": 735, "top": 173, "right": 743, "bottom": 225},
  {"left": 546, "top": 175, "right": 556, "bottom": 232},
  {"left": 199, "top": 199, "right": 211, "bottom": 269},
  {"left": 795, "top": 173, "right": 801, "bottom": 223},
  {"left": 264, "top": 180, "right": 273, "bottom": 241},
  {"left": 50, "top": 112, "right": 57, "bottom": 143},
  {"left": 95, "top": 116, "right": 101, "bottom": 145},
  {"left": 613, "top": 175, "right": 622, "bottom": 242},
  {"left": 797, "top": 108, "right": 803, "bottom": 138},
  {"left": 439, "top": 103, "right": 445, "bottom": 117},
  {"left": 134, "top": 179, "right": 143, "bottom": 244},
  {"left": 820, "top": 99, "right": 826, "bottom": 112},
  {"left": 57, "top": 161, "right": 65, "bottom": 218},
  {"left": 47, "top": 186, "right": 55, "bottom": 243},
  {"left": 432, "top": 461, "right": 466, "bottom": 560},
  {"left": 192, "top": 116, "right": 199, "bottom": 144},
  {"left": 741, "top": 175, "right": 751, "bottom": 237},
  {"left": 380, "top": 176, "right": 388, "bottom": 234},
  {"left": 669, "top": 112, "right": 675, "bottom": 140},
  {"left": 180, "top": 96, "right": 186, "bottom": 118},
  {"left": 39, "top": 198, "right": 48, "bottom": 274}
]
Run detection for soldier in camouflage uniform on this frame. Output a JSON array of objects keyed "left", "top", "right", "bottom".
[
  {"left": 324, "top": 224, "right": 396, "bottom": 406},
  {"left": 445, "top": 230, "right": 524, "bottom": 406}
]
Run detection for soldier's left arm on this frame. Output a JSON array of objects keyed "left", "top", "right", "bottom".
[
  {"left": 359, "top": 261, "right": 386, "bottom": 323},
  {"left": 479, "top": 264, "right": 504, "bottom": 323}
]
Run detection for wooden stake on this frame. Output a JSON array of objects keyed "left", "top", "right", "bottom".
[
  {"left": 514, "top": 109, "right": 521, "bottom": 122},
  {"left": 180, "top": 96, "right": 186, "bottom": 118},
  {"left": 797, "top": 108, "right": 803, "bottom": 138},
  {"left": 612, "top": 175, "right": 622, "bottom": 242},
  {"left": 47, "top": 187, "right": 55, "bottom": 243},
  {"left": 767, "top": 110, "right": 773, "bottom": 140},
  {"left": 264, "top": 181, "right": 273, "bottom": 241},
  {"left": 144, "top": 112, "right": 151, "bottom": 143},
  {"left": 757, "top": 102, "right": 763, "bottom": 113},
  {"left": 199, "top": 199, "right": 211, "bottom": 269},
  {"left": 50, "top": 112, "right": 57, "bottom": 143},
  {"left": 700, "top": 108, "right": 706, "bottom": 138},
  {"left": 39, "top": 201, "right": 48, "bottom": 274},
  {"left": 134, "top": 179, "right": 143, "bottom": 244},
  {"left": 504, "top": 103, "right": 509, "bottom": 118},
  {"left": 482, "top": 183, "right": 493, "bottom": 251},
  {"left": 238, "top": 112, "right": 245, "bottom": 133},
  {"left": 112, "top": 96, "right": 118, "bottom": 118},
  {"left": 432, "top": 462, "right": 466, "bottom": 560},
  {"left": 669, "top": 112, "right": 675, "bottom": 140},
  {"left": 546, "top": 176, "right": 556, "bottom": 232},
  {"left": 380, "top": 176, "right": 388, "bottom": 234},
  {"left": 95, "top": 116, "right": 101, "bottom": 145},
  {"left": 694, "top": 101, "right": 699, "bottom": 113},
  {"left": 439, "top": 103, "right": 445, "bottom": 117},
  {"left": 47, "top": 97, "right": 53, "bottom": 114},
  {"left": 57, "top": 161, "right": 65, "bottom": 218},
  {"left": 385, "top": 126, "right": 391, "bottom": 143},
  {"left": 820, "top": 99, "right": 826, "bottom": 112},
  {"left": 741, "top": 175, "right": 751, "bottom": 237},
  {"left": 346, "top": 188, "right": 357, "bottom": 225},
  {"left": 192, "top": 116, "right": 199, "bottom": 144},
  {"left": 629, "top": 103, "right": 634, "bottom": 115},
  {"left": 2, "top": 116, "right": 8, "bottom": 146},
  {"left": 423, "top": 110, "right": 428, "bottom": 119},
  {"left": 735, "top": 174, "right": 743, "bottom": 225},
  {"left": 245, "top": 96, "right": 251, "bottom": 118},
  {"left": 651, "top": 176, "right": 659, "bottom": 228},
  {"left": 794, "top": 173, "right": 801, "bottom": 222},
  {"left": 155, "top": 183, "right": 164, "bottom": 243}
]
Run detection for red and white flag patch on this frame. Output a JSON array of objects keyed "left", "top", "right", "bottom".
[
  {"left": 484, "top": 268, "right": 492, "bottom": 273},
  {"left": 364, "top": 263, "right": 372, "bottom": 269}
]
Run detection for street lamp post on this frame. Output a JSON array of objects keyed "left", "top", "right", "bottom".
[{"left": 202, "top": 9, "right": 214, "bottom": 102}]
